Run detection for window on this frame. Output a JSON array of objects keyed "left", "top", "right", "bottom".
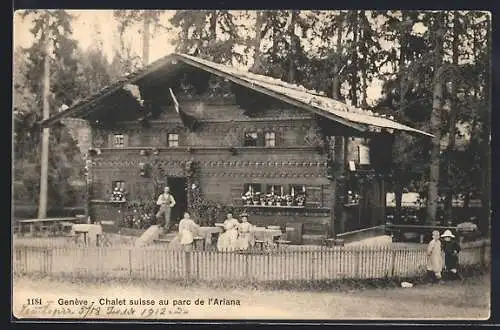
[
  {"left": 242, "top": 183, "right": 262, "bottom": 205},
  {"left": 267, "top": 184, "right": 283, "bottom": 196},
  {"left": 265, "top": 132, "right": 276, "bottom": 147},
  {"left": 244, "top": 132, "right": 258, "bottom": 146},
  {"left": 167, "top": 133, "right": 179, "bottom": 147},
  {"left": 241, "top": 183, "right": 308, "bottom": 207},
  {"left": 111, "top": 181, "right": 127, "bottom": 201},
  {"left": 113, "top": 134, "right": 125, "bottom": 148}
]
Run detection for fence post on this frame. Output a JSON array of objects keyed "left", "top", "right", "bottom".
[
  {"left": 47, "top": 248, "right": 53, "bottom": 275},
  {"left": 355, "top": 248, "right": 360, "bottom": 279},
  {"left": 311, "top": 251, "right": 315, "bottom": 281},
  {"left": 128, "top": 249, "right": 132, "bottom": 277},
  {"left": 245, "top": 253, "right": 249, "bottom": 280},
  {"left": 185, "top": 251, "right": 192, "bottom": 280},
  {"left": 267, "top": 253, "right": 270, "bottom": 281},
  {"left": 391, "top": 248, "right": 397, "bottom": 277}
]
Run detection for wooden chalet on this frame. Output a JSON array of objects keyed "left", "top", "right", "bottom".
[{"left": 41, "top": 53, "right": 432, "bottom": 241}]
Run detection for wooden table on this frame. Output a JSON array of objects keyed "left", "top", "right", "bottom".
[
  {"left": 17, "top": 217, "right": 82, "bottom": 236},
  {"left": 72, "top": 224, "right": 102, "bottom": 246},
  {"left": 198, "top": 226, "right": 223, "bottom": 248},
  {"left": 252, "top": 227, "right": 283, "bottom": 244}
]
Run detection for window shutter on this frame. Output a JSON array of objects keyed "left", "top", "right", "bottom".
[
  {"left": 230, "top": 184, "right": 245, "bottom": 205},
  {"left": 305, "top": 185, "right": 321, "bottom": 208},
  {"left": 257, "top": 131, "right": 265, "bottom": 147},
  {"left": 123, "top": 134, "right": 129, "bottom": 147}
]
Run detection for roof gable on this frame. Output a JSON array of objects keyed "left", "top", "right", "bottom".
[{"left": 40, "top": 53, "right": 432, "bottom": 137}]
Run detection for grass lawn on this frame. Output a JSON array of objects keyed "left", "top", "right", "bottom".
[{"left": 13, "top": 272, "right": 490, "bottom": 320}]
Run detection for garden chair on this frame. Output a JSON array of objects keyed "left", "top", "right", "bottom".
[
  {"left": 193, "top": 236, "right": 205, "bottom": 250},
  {"left": 98, "top": 220, "right": 119, "bottom": 247},
  {"left": 275, "top": 232, "right": 291, "bottom": 251}
]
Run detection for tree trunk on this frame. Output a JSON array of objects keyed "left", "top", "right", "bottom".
[
  {"left": 393, "top": 166, "right": 403, "bottom": 225},
  {"left": 209, "top": 11, "right": 217, "bottom": 37},
  {"left": 444, "top": 11, "right": 460, "bottom": 224},
  {"left": 480, "top": 15, "right": 491, "bottom": 233},
  {"left": 38, "top": 30, "right": 51, "bottom": 219},
  {"left": 394, "top": 13, "right": 407, "bottom": 225},
  {"left": 361, "top": 69, "right": 368, "bottom": 108},
  {"left": 332, "top": 11, "right": 344, "bottom": 100},
  {"left": 250, "top": 11, "right": 264, "bottom": 74},
  {"left": 142, "top": 11, "right": 150, "bottom": 66},
  {"left": 349, "top": 11, "right": 359, "bottom": 107},
  {"left": 287, "top": 10, "right": 298, "bottom": 84},
  {"left": 399, "top": 12, "right": 407, "bottom": 111},
  {"left": 426, "top": 13, "right": 445, "bottom": 226}
]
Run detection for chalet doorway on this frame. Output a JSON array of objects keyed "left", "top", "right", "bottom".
[{"left": 166, "top": 176, "right": 188, "bottom": 226}]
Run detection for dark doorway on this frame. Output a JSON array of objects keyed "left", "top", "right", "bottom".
[{"left": 166, "top": 176, "right": 188, "bottom": 226}]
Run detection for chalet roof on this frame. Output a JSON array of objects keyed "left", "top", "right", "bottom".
[{"left": 40, "top": 53, "right": 432, "bottom": 137}]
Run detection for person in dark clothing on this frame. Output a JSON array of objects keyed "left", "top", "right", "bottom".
[{"left": 441, "top": 229, "right": 461, "bottom": 280}]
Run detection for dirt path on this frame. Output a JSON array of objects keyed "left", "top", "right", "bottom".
[{"left": 13, "top": 274, "right": 490, "bottom": 320}]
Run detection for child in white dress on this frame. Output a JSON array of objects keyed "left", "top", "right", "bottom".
[{"left": 237, "top": 213, "right": 254, "bottom": 251}]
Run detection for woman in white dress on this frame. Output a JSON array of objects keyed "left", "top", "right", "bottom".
[
  {"left": 217, "top": 213, "right": 239, "bottom": 252},
  {"left": 237, "top": 213, "right": 254, "bottom": 251},
  {"left": 426, "top": 230, "right": 443, "bottom": 282},
  {"left": 169, "top": 212, "right": 200, "bottom": 251}
]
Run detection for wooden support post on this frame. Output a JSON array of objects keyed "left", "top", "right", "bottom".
[
  {"left": 330, "top": 136, "right": 346, "bottom": 238},
  {"left": 38, "top": 33, "right": 51, "bottom": 219}
]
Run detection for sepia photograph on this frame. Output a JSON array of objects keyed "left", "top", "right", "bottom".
[{"left": 12, "top": 9, "right": 491, "bottom": 321}]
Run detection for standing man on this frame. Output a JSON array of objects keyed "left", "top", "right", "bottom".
[{"left": 156, "top": 186, "right": 176, "bottom": 231}]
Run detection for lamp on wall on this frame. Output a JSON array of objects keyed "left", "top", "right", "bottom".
[{"left": 152, "top": 148, "right": 159, "bottom": 156}]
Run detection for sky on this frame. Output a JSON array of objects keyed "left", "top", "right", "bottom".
[
  {"left": 13, "top": 10, "right": 385, "bottom": 105},
  {"left": 14, "top": 10, "right": 177, "bottom": 62}
]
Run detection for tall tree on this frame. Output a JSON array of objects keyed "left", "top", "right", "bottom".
[
  {"left": 249, "top": 11, "right": 265, "bottom": 74},
  {"left": 113, "top": 10, "right": 167, "bottom": 66},
  {"left": 426, "top": 12, "right": 446, "bottom": 225},
  {"left": 170, "top": 10, "right": 246, "bottom": 65},
  {"left": 15, "top": 10, "right": 83, "bottom": 210},
  {"left": 443, "top": 11, "right": 461, "bottom": 222}
]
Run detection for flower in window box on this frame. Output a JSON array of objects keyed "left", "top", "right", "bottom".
[
  {"left": 242, "top": 194, "right": 252, "bottom": 205},
  {"left": 296, "top": 195, "right": 306, "bottom": 206}
]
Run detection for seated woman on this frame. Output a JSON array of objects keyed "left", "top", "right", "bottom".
[
  {"left": 236, "top": 213, "right": 254, "bottom": 251},
  {"left": 169, "top": 212, "right": 200, "bottom": 251},
  {"left": 217, "top": 212, "right": 239, "bottom": 252}
]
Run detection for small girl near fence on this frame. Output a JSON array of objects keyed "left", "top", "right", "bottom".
[
  {"left": 441, "top": 229, "right": 461, "bottom": 280},
  {"left": 426, "top": 230, "right": 443, "bottom": 283}
]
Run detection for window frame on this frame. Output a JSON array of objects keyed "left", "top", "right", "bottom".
[
  {"left": 264, "top": 131, "right": 276, "bottom": 147},
  {"left": 243, "top": 132, "right": 259, "bottom": 147},
  {"left": 167, "top": 133, "right": 179, "bottom": 147},
  {"left": 112, "top": 134, "right": 125, "bottom": 148}
]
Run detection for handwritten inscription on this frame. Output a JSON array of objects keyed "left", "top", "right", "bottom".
[{"left": 15, "top": 297, "right": 241, "bottom": 319}]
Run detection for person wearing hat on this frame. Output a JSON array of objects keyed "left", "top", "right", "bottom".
[
  {"left": 441, "top": 229, "right": 461, "bottom": 279},
  {"left": 237, "top": 213, "right": 254, "bottom": 251},
  {"left": 426, "top": 230, "right": 443, "bottom": 283}
]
